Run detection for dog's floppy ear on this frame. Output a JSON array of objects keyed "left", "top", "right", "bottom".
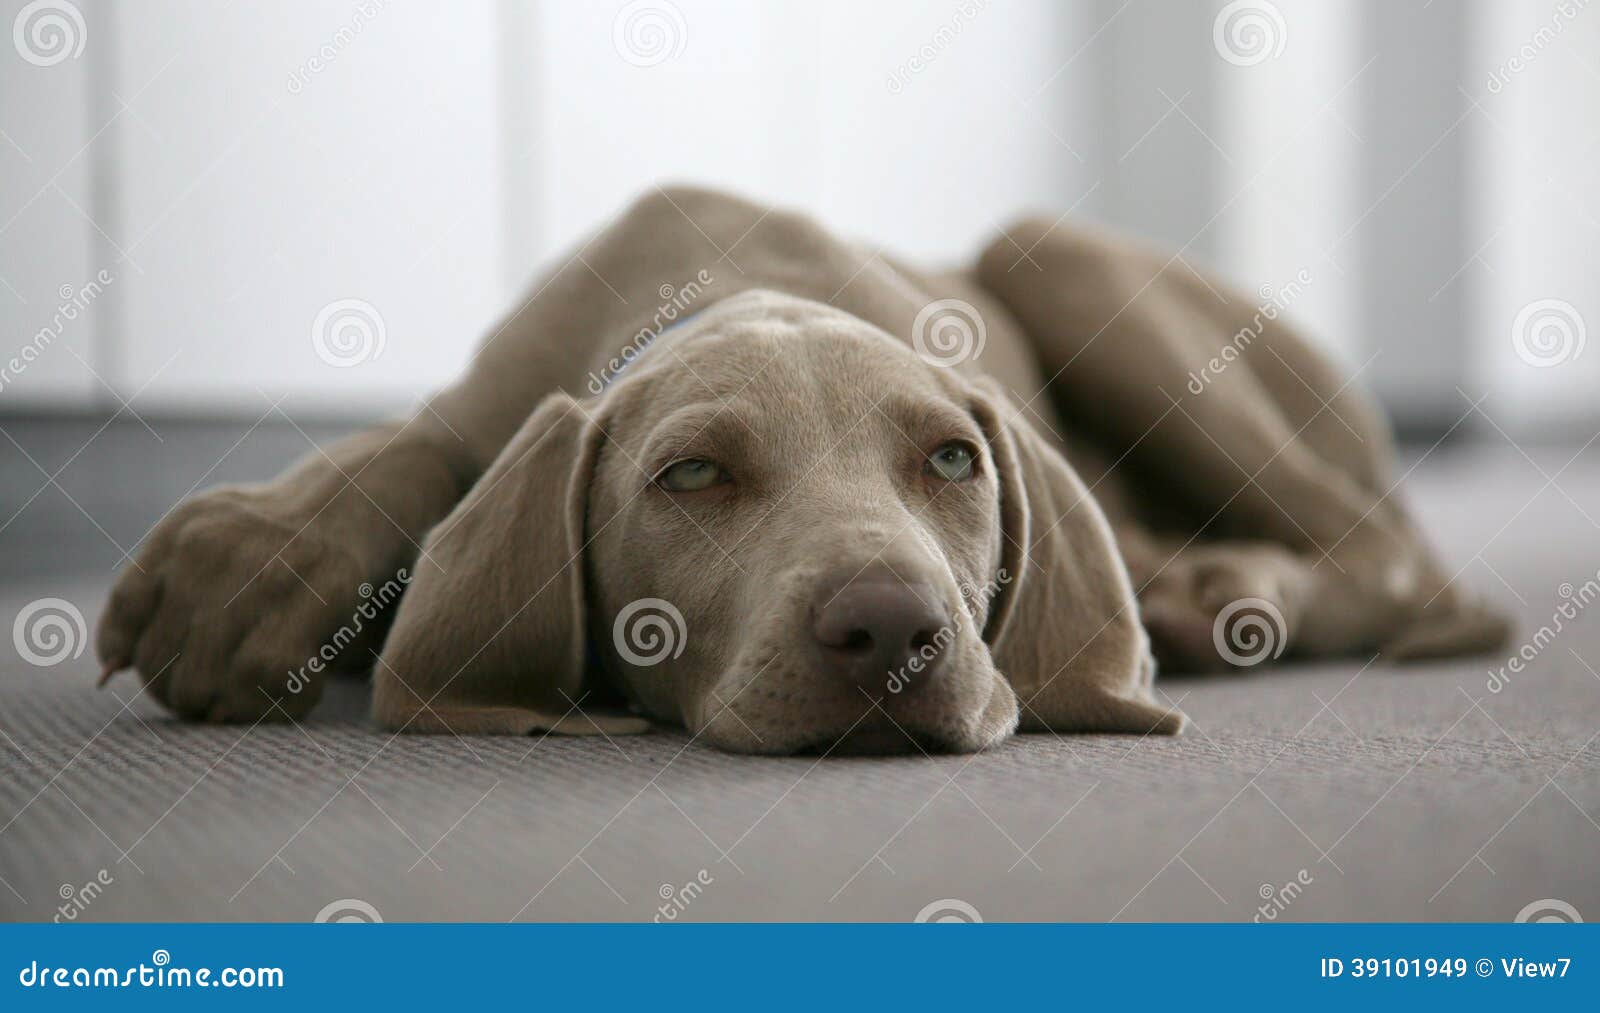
[
  {"left": 967, "top": 377, "right": 1185, "bottom": 736},
  {"left": 373, "top": 391, "right": 648, "bottom": 737}
]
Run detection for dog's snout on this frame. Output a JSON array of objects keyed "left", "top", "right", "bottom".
[{"left": 811, "top": 567, "right": 951, "bottom": 694}]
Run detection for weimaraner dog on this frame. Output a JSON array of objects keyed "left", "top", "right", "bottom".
[{"left": 96, "top": 186, "right": 1508, "bottom": 754}]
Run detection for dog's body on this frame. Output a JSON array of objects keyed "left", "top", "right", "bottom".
[{"left": 97, "top": 186, "right": 1507, "bottom": 753}]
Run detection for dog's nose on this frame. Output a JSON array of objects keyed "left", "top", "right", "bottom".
[{"left": 812, "top": 570, "right": 952, "bottom": 695}]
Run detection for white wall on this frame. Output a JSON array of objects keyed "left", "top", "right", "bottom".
[
  {"left": 0, "top": 0, "right": 98, "bottom": 405},
  {"left": 529, "top": 0, "right": 1088, "bottom": 263},
  {"left": 2, "top": 0, "right": 1596, "bottom": 436},
  {"left": 2, "top": 0, "right": 1093, "bottom": 418},
  {"left": 107, "top": 0, "right": 508, "bottom": 414},
  {"left": 1469, "top": 0, "right": 1600, "bottom": 432}
]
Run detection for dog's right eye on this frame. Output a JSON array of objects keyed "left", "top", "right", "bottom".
[{"left": 656, "top": 458, "right": 730, "bottom": 493}]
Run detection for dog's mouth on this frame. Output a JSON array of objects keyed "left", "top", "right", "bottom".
[
  {"left": 694, "top": 685, "right": 979, "bottom": 756},
  {"left": 692, "top": 619, "right": 1014, "bottom": 755},
  {"left": 798, "top": 718, "right": 950, "bottom": 757}
]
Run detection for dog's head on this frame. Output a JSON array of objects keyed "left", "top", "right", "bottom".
[{"left": 375, "top": 290, "right": 1182, "bottom": 753}]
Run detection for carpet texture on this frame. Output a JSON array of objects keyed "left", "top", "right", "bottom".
[{"left": 1, "top": 439, "right": 1597, "bottom": 923}]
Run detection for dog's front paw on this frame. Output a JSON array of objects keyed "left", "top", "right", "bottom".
[{"left": 97, "top": 487, "right": 370, "bottom": 722}]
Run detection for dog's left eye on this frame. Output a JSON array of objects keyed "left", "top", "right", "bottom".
[
  {"left": 657, "top": 458, "right": 729, "bottom": 492},
  {"left": 925, "top": 442, "right": 976, "bottom": 482}
]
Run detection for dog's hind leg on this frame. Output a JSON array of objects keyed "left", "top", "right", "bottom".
[{"left": 976, "top": 217, "right": 1508, "bottom": 666}]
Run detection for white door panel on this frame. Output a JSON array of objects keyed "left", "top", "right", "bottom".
[{"left": 0, "top": 0, "right": 99, "bottom": 408}]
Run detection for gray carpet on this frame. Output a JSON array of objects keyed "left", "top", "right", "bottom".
[{"left": 1, "top": 425, "right": 1597, "bottom": 923}]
